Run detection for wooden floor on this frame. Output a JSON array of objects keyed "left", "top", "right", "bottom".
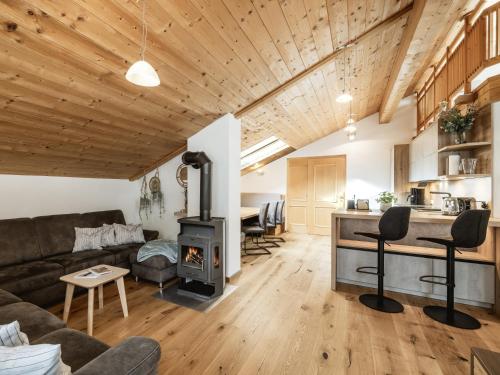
[{"left": 49, "top": 233, "right": 500, "bottom": 374}]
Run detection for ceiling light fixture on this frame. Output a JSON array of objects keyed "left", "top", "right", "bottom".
[
  {"left": 345, "top": 102, "right": 357, "bottom": 138},
  {"left": 126, "top": 0, "right": 160, "bottom": 87}
]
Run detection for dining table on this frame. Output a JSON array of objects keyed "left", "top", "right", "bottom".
[{"left": 240, "top": 206, "right": 259, "bottom": 221}]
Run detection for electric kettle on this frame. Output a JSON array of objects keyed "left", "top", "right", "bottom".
[{"left": 442, "top": 197, "right": 460, "bottom": 216}]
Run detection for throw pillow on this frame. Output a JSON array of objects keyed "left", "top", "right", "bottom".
[
  {"left": 0, "top": 321, "right": 29, "bottom": 347},
  {"left": 0, "top": 343, "right": 71, "bottom": 375},
  {"left": 101, "top": 224, "right": 116, "bottom": 247},
  {"left": 73, "top": 227, "right": 103, "bottom": 252},
  {"left": 113, "top": 223, "right": 146, "bottom": 245}
]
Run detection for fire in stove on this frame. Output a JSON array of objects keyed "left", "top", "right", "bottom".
[{"left": 185, "top": 246, "right": 203, "bottom": 266}]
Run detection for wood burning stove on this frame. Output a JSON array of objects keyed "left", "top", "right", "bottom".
[
  {"left": 177, "top": 151, "right": 225, "bottom": 299},
  {"left": 177, "top": 217, "right": 225, "bottom": 299}
]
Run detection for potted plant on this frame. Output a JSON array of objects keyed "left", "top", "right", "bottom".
[
  {"left": 439, "top": 105, "right": 477, "bottom": 144},
  {"left": 376, "top": 191, "right": 397, "bottom": 212}
]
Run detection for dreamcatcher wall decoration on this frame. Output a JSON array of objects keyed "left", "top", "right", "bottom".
[
  {"left": 139, "top": 175, "right": 151, "bottom": 220},
  {"left": 149, "top": 169, "right": 165, "bottom": 217},
  {"left": 139, "top": 169, "right": 165, "bottom": 220}
]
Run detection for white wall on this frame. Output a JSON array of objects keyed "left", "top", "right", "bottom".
[
  {"left": 241, "top": 97, "right": 416, "bottom": 209},
  {"left": 0, "top": 174, "right": 138, "bottom": 222},
  {"left": 187, "top": 114, "right": 241, "bottom": 277},
  {"left": 133, "top": 154, "right": 185, "bottom": 240},
  {"left": 428, "top": 178, "right": 492, "bottom": 208}
]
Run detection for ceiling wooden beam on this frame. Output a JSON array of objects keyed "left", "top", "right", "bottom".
[
  {"left": 129, "top": 144, "right": 187, "bottom": 181},
  {"left": 234, "top": 3, "right": 413, "bottom": 119},
  {"left": 379, "top": 0, "right": 472, "bottom": 123},
  {"left": 378, "top": 0, "right": 425, "bottom": 123}
]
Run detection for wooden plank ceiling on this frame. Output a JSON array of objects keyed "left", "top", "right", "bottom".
[{"left": 0, "top": 0, "right": 468, "bottom": 179}]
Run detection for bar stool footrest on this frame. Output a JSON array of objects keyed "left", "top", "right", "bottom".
[
  {"left": 419, "top": 275, "right": 448, "bottom": 286},
  {"left": 356, "top": 266, "right": 378, "bottom": 275}
]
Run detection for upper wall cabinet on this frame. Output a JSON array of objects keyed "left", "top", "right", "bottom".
[{"left": 409, "top": 122, "right": 438, "bottom": 182}]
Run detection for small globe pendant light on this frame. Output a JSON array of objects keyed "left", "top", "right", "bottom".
[{"left": 126, "top": 0, "right": 160, "bottom": 87}]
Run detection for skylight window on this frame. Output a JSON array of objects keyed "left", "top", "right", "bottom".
[{"left": 241, "top": 136, "right": 288, "bottom": 169}]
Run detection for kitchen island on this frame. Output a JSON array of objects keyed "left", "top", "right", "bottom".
[{"left": 331, "top": 209, "right": 500, "bottom": 311}]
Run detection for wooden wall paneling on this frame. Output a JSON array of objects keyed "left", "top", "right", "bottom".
[
  {"left": 0, "top": 105, "right": 171, "bottom": 155},
  {"left": 57, "top": 0, "right": 245, "bottom": 112},
  {"left": 156, "top": 0, "right": 269, "bottom": 99},
  {"left": 122, "top": 0, "right": 257, "bottom": 107},
  {"left": 0, "top": 0, "right": 459, "bottom": 179},
  {"left": 0, "top": 63, "right": 198, "bottom": 141},
  {"left": 394, "top": 144, "right": 410, "bottom": 203},
  {"left": 279, "top": 0, "right": 320, "bottom": 68},
  {"left": 189, "top": 0, "right": 281, "bottom": 90},
  {"left": 0, "top": 1, "right": 224, "bottom": 122},
  {"left": 327, "top": 0, "right": 348, "bottom": 50},
  {"left": 251, "top": 0, "right": 306, "bottom": 76},
  {"left": 221, "top": 0, "right": 293, "bottom": 83},
  {"left": 303, "top": 0, "right": 333, "bottom": 59}
]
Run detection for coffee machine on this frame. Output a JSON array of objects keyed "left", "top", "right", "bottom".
[{"left": 407, "top": 188, "right": 425, "bottom": 206}]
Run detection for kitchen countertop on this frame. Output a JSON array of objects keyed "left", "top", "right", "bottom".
[{"left": 332, "top": 209, "right": 500, "bottom": 227}]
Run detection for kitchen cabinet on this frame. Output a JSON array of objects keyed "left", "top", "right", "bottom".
[{"left": 409, "top": 122, "right": 438, "bottom": 182}]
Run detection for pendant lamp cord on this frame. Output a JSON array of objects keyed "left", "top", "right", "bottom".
[{"left": 141, "top": 0, "right": 148, "bottom": 60}]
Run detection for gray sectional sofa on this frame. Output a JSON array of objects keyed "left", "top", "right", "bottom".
[
  {"left": 0, "top": 209, "right": 158, "bottom": 307},
  {"left": 0, "top": 288, "right": 161, "bottom": 374}
]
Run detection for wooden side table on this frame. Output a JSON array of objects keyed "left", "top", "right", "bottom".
[
  {"left": 60, "top": 265, "right": 130, "bottom": 336},
  {"left": 471, "top": 347, "right": 500, "bottom": 375}
]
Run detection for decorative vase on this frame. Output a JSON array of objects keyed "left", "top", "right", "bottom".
[
  {"left": 453, "top": 131, "right": 467, "bottom": 144},
  {"left": 379, "top": 202, "right": 392, "bottom": 212}
]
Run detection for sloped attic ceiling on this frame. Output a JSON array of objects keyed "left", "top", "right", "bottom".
[{"left": 0, "top": 0, "right": 471, "bottom": 179}]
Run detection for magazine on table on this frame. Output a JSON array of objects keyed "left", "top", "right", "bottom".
[{"left": 75, "top": 266, "right": 112, "bottom": 279}]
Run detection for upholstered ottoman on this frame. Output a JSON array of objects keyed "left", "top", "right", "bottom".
[{"left": 129, "top": 252, "right": 177, "bottom": 289}]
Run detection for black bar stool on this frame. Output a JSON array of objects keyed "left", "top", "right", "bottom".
[
  {"left": 417, "top": 209, "right": 490, "bottom": 330},
  {"left": 355, "top": 206, "right": 411, "bottom": 313}
]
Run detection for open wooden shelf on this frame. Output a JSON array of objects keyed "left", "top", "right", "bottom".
[
  {"left": 337, "top": 239, "right": 494, "bottom": 263},
  {"left": 437, "top": 173, "right": 491, "bottom": 180},
  {"left": 437, "top": 141, "right": 491, "bottom": 153}
]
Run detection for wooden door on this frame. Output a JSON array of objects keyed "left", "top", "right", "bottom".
[
  {"left": 286, "top": 158, "right": 309, "bottom": 233},
  {"left": 307, "top": 156, "right": 346, "bottom": 235},
  {"left": 286, "top": 156, "right": 346, "bottom": 235}
]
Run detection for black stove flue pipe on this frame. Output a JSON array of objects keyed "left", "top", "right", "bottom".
[{"left": 182, "top": 151, "right": 212, "bottom": 221}]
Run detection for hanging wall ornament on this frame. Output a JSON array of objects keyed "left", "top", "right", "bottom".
[
  {"left": 139, "top": 175, "right": 151, "bottom": 220},
  {"left": 149, "top": 169, "right": 165, "bottom": 217},
  {"left": 176, "top": 163, "right": 188, "bottom": 216}
]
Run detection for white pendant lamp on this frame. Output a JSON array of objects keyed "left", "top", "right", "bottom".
[
  {"left": 336, "top": 93, "right": 353, "bottom": 103},
  {"left": 126, "top": 0, "right": 160, "bottom": 87}
]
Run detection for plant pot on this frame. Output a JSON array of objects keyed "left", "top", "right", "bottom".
[
  {"left": 453, "top": 131, "right": 467, "bottom": 144},
  {"left": 379, "top": 202, "right": 392, "bottom": 212}
]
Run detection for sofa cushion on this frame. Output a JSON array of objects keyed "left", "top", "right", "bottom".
[
  {"left": 33, "top": 214, "right": 82, "bottom": 257},
  {"left": 105, "top": 244, "right": 141, "bottom": 265},
  {"left": 80, "top": 210, "right": 126, "bottom": 228},
  {"left": 0, "top": 302, "right": 65, "bottom": 341},
  {"left": 0, "top": 261, "right": 64, "bottom": 295},
  {"left": 45, "top": 249, "right": 115, "bottom": 274},
  {"left": 33, "top": 328, "right": 109, "bottom": 372},
  {"left": 0, "top": 289, "right": 22, "bottom": 307},
  {"left": 130, "top": 252, "right": 174, "bottom": 270},
  {"left": 0, "top": 218, "right": 42, "bottom": 267}
]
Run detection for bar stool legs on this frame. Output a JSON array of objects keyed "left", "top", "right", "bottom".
[
  {"left": 357, "top": 240, "right": 404, "bottom": 313},
  {"left": 420, "top": 246, "right": 480, "bottom": 330}
]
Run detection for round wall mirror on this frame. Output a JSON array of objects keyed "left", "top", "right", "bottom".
[{"left": 176, "top": 164, "right": 188, "bottom": 188}]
